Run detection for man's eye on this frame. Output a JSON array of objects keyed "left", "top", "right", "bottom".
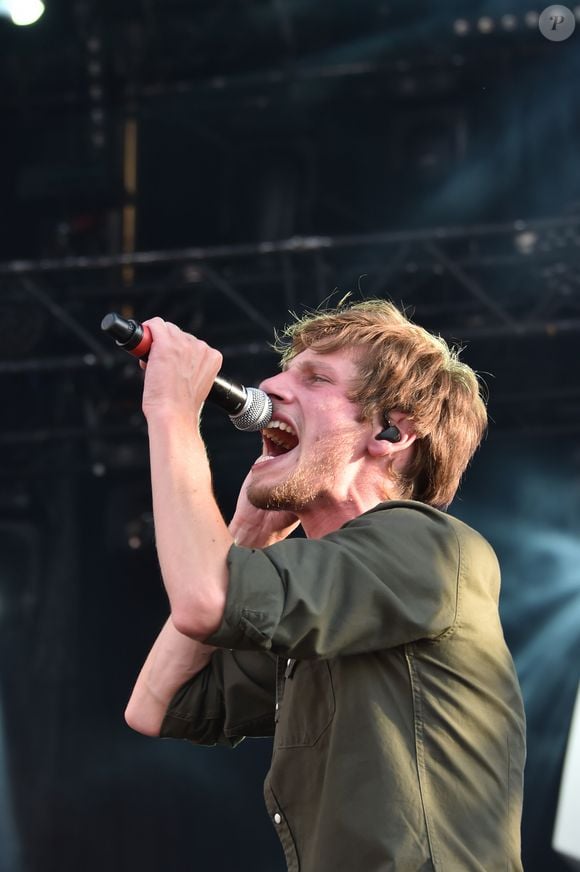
[{"left": 310, "top": 374, "right": 330, "bottom": 383}]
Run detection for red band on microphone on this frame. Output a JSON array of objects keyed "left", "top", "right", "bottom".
[{"left": 129, "top": 324, "right": 153, "bottom": 358}]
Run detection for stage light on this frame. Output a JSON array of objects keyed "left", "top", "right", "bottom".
[
  {"left": 453, "top": 18, "right": 470, "bottom": 36},
  {"left": 501, "top": 14, "right": 518, "bottom": 31},
  {"left": 0, "top": 0, "right": 45, "bottom": 25},
  {"left": 514, "top": 230, "right": 539, "bottom": 255},
  {"left": 454, "top": 13, "right": 522, "bottom": 38},
  {"left": 90, "top": 107, "right": 104, "bottom": 125},
  {"left": 477, "top": 16, "right": 495, "bottom": 33},
  {"left": 86, "top": 36, "right": 101, "bottom": 54},
  {"left": 87, "top": 59, "right": 102, "bottom": 77},
  {"left": 525, "top": 10, "right": 540, "bottom": 27}
]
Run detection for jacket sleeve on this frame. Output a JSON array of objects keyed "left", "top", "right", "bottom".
[
  {"left": 205, "top": 502, "right": 464, "bottom": 659},
  {"left": 160, "top": 648, "right": 276, "bottom": 746}
]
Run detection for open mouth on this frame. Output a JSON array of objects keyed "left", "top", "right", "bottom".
[{"left": 260, "top": 420, "right": 299, "bottom": 458}]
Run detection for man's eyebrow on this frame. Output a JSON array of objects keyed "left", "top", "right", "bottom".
[{"left": 286, "top": 358, "right": 338, "bottom": 375}]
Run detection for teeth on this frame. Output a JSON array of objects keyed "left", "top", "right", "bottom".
[{"left": 267, "top": 420, "right": 296, "bottom": 436}]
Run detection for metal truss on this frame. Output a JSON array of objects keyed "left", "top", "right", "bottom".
[
  {"left": 1, "top": 211, "right": 580, "bottom": 362},
  {"left": 1, "top": 212, "right": 580, "bottom": 478}
]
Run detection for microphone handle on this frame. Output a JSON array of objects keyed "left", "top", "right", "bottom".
[
  {"left": 209, "top": 375, "right": 248, "bottom": 415},
  {"left": 100, "top": 312, "right": 257, "bottom": 417},
  {"left": 100, "top": 312, "right": 152, "bottom": 358}
]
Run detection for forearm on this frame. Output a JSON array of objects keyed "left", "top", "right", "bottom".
[
  {"left": 125, "top": 617, "right": 216, "bottom": 737},
  {"left": 147, "top": 412, "right": 233, "bottom": 638},
  {"left": 228, "top": 516, "right": 293, "bottom": 548}
]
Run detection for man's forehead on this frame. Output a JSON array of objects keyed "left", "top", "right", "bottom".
[{"left": 283, "top": 347, "right": 360, "bottom": 373}]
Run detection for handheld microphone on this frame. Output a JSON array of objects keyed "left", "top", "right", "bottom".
[{"left": 100, "top": 312, "right": 273, "bottom": 432}]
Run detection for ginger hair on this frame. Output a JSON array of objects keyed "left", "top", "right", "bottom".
[{"left": 274, "top": 299, "right": 488, "bottom": 509}]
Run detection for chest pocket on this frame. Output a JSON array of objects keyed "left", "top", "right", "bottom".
[{"left": 274, "top": 659, "right": 336, "bottom": 749}]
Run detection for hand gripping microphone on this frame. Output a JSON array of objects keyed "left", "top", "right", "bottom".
[{"left": 101, "top": 312, "right": 273, "bottom": 432}]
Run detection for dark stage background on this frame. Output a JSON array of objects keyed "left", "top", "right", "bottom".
[{"left": 0, "top": 2, "right": 579, "bottom": 871}]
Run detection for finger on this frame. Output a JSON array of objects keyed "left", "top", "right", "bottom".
[
  {"left": 164, "top": 321, "right": 184, "bottom": 337},
  {"left": 141, "top": 316, "right": 167, "bottom": 343}
]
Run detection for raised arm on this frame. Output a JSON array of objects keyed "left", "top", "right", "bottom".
[
  {"left": 125, "top": 317, "right": 300, "bottom": 736},
  {"left": 125, "top": 618, "right": 216, "bottom": 737},
  {"left": 124, "top": 318, "right": 227, "bottom": 734},
  {"left": 140, "top": 318, "right": 233, "bottom": 640}
]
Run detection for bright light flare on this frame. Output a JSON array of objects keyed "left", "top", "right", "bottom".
[{"left": 0, "top": 0, "right": 45, "bottom": 26}]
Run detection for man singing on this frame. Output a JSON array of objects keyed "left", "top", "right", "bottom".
[{"left": 125, "top": 299, "right": 525, "bottom": 872}]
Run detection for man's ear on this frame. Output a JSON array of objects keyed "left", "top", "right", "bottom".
[{"left": 367, "top": 410, "right": 417, "bottom": 457}]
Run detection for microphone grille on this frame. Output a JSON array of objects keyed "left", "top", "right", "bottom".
[{"left": 230, "top": 387, "right": 273, "bottom": 432}]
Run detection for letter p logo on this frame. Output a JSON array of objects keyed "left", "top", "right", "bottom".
[{"left": 539, "top": 5, "right": 576, "bottom": 40}]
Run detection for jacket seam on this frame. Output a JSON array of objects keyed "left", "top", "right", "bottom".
[
  {"left": 268, "top": 781, "right": 300, "bottom": 871},
  {"left": 405, "top": 645, "right": 439, "bottom": 870},
  {"left": 431, "top": 522, "right": 463, "bottom": 642}
]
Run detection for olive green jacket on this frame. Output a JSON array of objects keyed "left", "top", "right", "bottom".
[{"left": 161, "top": 501, "right": 526, "bottom": 872}]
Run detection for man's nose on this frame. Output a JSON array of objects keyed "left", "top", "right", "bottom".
[{"left": 259, "top": 370, "right": 292, "bottom": 401}]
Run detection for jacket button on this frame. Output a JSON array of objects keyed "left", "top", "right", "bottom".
[{"left": 274, "top": 813, "right": 282, "bottom": 825}]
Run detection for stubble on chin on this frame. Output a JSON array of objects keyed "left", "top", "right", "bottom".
[
  {"left": 247, "top": 468, "right": 320, "bottom": 513},
  {"left": 247, "top": 446, "right": 339, "bottom": 513}
]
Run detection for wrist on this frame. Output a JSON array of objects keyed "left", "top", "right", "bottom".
[
  {"left": 146, "top": 408, "right": 204, "bottom": 449},
  {"left": 147, "top": 412, "right": 211, "bottom": 486},
  {"left": 143, "top": 403, "right": 199, "bottom": 431}
]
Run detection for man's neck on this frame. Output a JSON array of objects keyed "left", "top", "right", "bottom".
[{"left": 298, "top": 491, "right": 391, "bottom": 539}]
